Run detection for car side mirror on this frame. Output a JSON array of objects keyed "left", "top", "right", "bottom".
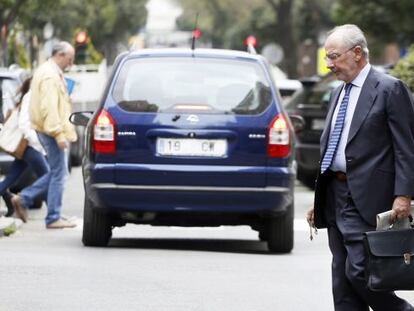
[
  {"left": 69, "top": 111, "right": 94, "bottom": 127},
  {"left": 289, "top": 114, "right": 305, "bottom": 133}
]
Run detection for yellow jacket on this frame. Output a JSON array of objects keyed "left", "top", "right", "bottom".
[{"left": 30, "top": 59, "right": 77, "bottom": 143}]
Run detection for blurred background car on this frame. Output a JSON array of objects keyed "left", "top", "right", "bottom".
[
  {"left": 285, "top": 74, "right": 340, "bottom": 188},
  {"left": 277, "top": 78, "right": 303, "bottom": 103},
  {"left": 269, "top": 64, "right": 303, "bottom": 104}
]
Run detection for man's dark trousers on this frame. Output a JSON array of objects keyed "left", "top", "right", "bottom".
[{"left": 325, "top": 176, "right": 414, "bottom": 311}]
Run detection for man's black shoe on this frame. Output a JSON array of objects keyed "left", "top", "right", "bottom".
[{"left": 3, "top": 190, "right": 14, "bottom": 217}]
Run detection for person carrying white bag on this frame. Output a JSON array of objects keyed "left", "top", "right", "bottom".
[{"left": 0, "top": 77, "right": 50, "bottom": 223}]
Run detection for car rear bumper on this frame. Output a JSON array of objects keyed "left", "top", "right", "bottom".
[
  {"left": 87, "top": 183, "right": 293, "bottom": 215},
  {"left": 84, "top": 161, "right": 294, "bottom": 216}
]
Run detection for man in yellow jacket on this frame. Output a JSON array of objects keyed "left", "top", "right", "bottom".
[{"left": 29, "top": 41, "right": 77, "bottom": 229}]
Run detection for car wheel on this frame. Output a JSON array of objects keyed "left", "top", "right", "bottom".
[
  {"left": 82, "top": 198, "right": 112, "bottom": 247},
  {"left": 266, "top": 210, "right": 294, "bottom": 253},
  {"left": 258, "top": 227, "right": 268, "bottom": 241}
]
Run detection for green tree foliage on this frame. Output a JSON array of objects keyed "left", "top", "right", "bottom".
[
  {"left": 332, "top": 0, "right": 414, "bottom": 45},
  {"left": 7, "top": 26, "right": 30, "bottom": 68},
  {"left": 0, "top": 0, "right": 147, "bottom": 65},
  {"left": 294, "top": 0, "right": 334, "bottom": 42},
  {"left": 391, "top": 45, "right": 414, "bottom": 92},
  {"left": 178, "top": 0, "right": 297, "bottom": 75},
  {"left": 332, "top": 0, "right": 414, "bottom": 79},
  {"left": 0, "top": 0, "right": 27, "bottom": 29},
  {"left": 0, "top": 0, "right": 28, "bottom": 65},
  {"left": 177, "top": 0, "right": 255, "bottom": 49},
  {"left": 47, "top": 0, "right": 147, "bottom": 61},
  {"left": 177, "top": 0, "right": 333, "bottom": 78}
]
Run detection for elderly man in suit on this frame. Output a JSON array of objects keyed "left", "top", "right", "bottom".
[{"left": 306, "top": 24, "right": 414, "bottom": 310}]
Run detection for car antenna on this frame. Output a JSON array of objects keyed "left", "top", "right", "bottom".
[{"left": 191, "top": 13, "right": 200, "bottom": 52}]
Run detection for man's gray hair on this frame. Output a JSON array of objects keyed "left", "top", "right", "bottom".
[
  {"left": 51, "top": 41, "right": 73, "bottom": 56},
  {"left": 328, "top": 24, "right": 369, "bottom": 58}
]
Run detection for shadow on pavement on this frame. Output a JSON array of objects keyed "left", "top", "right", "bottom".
[{"left": 107, "top": 237, "right": 289, "bottom": 255}]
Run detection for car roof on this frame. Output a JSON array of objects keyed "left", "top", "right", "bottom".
[{"left": 127, "top": 48, "right": 265, "bottom": 62}]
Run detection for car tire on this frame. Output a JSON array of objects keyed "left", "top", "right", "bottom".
[
  {"left": 82, "top": 198, "right": 112, "bottom": 247},
  {"left": 258, "top": 228, "right": 268, "bottom": 241},
  {"left": 266, "top": 209, "right": 294, "bottom": 253}
]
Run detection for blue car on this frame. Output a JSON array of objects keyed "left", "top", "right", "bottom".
[{"left": 71, "top": 48, "right": 301, "bottom": 252}]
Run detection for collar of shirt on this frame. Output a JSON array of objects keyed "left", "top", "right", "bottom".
[{"left": 350, "top": 63, "right": 371, "bottom": 89}]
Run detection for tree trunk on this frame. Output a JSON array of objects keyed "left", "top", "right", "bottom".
[
  {"left": 1, "top": 24, "right": 8, "bottom": 66},
  {"left": 0, "top": 0, "right": 28, "bottom": 66},
  {"left": 208, "top": 0, "right": 227, "bottom": 48},
  {"left": 276, "top": 0, "right": 297, "bottom": 78},
  {"left": 266, "top": 0, "right": 297, "bottom": 78}
]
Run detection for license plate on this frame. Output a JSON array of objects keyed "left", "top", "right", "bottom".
[
  {"left": 156, "top": 138, "right": 227, "bottom": 157},
  {"left": 311, "top": 119, "right": 325, "bottom": 130}
]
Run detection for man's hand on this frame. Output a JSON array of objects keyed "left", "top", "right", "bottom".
[
  {"left": 306, "top": 206, "right": 315, "bottom": 227},
  {"left": 391, "top": 195, "right": 412, "bottom": 222},
  {"left": 57, "top": 140, "right": 68, "bottom": 150},
  {"left": 306, "top": 206, "right": 318, "bottom": 240}
]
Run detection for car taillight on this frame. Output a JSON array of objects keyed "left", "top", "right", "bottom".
[
  {"left": 92, "top": 109, "right": 115, "bottom": 154},
  {"left": 267, "top": 114, "right": 290, "bottom": 158}
]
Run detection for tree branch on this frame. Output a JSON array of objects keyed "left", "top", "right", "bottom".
[
  {"left": 5, "top": 0, "right": 27, "bottom": 26},
  {"left": 265, "top": 0, "right": 279, "bottom": 12}
]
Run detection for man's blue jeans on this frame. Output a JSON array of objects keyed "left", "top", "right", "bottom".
[
  {"left": 0, "top": 146, "right": 50, "bottom": 210},
  {"left": 37, "top": 133, "right": 68, "bottom": 225}
]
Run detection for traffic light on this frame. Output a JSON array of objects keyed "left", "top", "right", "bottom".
[
  {"left": 192, "top": 28, "right": 201, "bottom": 39},
  {"left": 191, "top": 28, "right": 201, "bottom": 50},
  {"left": 244, "top": 35, "right": 257, "bottom": 54},
  {"left": 244, "top": 35, "right": 257, "bottom": 47},
  {"left": 74, "top": 31, "right": 88, "bottom": 64}
]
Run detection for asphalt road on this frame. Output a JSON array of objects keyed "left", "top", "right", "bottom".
[{"left": 0, "top": 167, "right": 412, "bottom": 311}]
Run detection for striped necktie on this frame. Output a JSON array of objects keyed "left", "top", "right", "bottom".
[{"left": 320, "top": 83, "right": 353, "bottom": 174}]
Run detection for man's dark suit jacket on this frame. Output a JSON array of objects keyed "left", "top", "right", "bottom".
[{"left": 314, "top": 67, "right": 414, "bottom": 228}]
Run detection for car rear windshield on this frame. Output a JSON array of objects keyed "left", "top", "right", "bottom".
[{"left": 112, "top": 57, "right": 273, "bottom": 115}]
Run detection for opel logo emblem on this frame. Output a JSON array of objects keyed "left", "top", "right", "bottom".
[{"left": 186, "top": 115, "right": 199, "bottom": 123}]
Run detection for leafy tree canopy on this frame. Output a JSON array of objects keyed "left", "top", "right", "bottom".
[
  {"left": 0, "top": 0, "right": 147, "bottom": 65},
  {"left": 332, "top": 0, "right": 414, "bottom": 45},
  {"left": 391, "top": 45, "right": 414, "bottom": 92}
]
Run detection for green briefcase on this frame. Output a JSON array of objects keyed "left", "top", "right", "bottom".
[{"left": 363, "top": 225, "right": 414, "bottom": 291}]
